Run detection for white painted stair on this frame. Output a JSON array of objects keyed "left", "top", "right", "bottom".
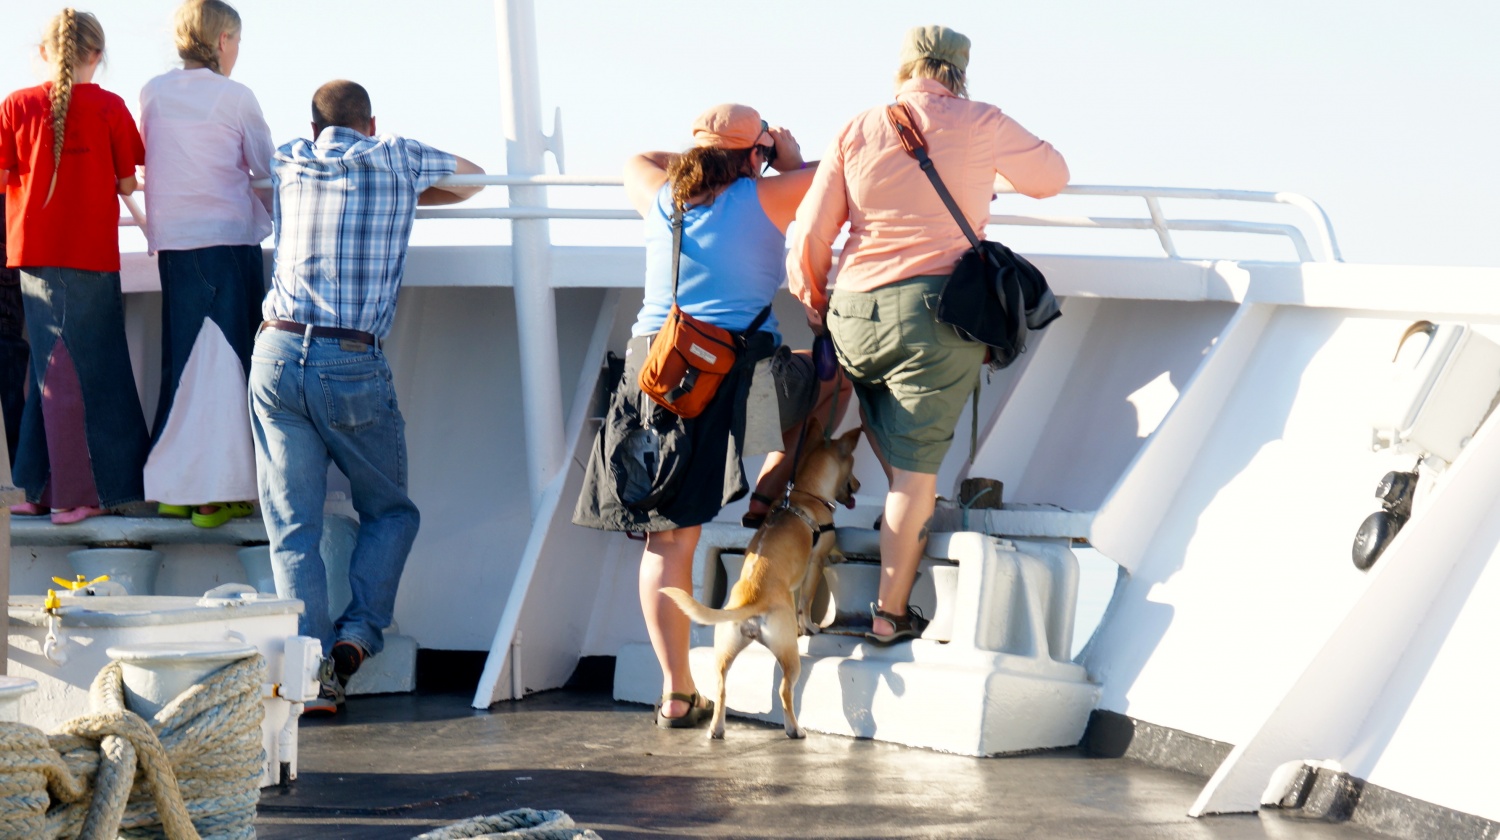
[{"left": 614, "top": 524, "right": 1099, "bottom": 755}]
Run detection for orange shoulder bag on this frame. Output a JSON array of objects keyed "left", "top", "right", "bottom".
[{"left": 637, "top": 204, "right": 770, "bottom": 418}]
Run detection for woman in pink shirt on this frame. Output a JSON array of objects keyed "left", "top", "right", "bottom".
[
  {"left": 140, "top": 0, "right": 273, "bottom": 528},
  {"left": 787, "top": 25, "right": 1069, "bottom": 643}
]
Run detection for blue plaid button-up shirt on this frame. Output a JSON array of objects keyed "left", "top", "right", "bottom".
[{"left": 265, "top": 127, "right": 457, "bottom": 338}]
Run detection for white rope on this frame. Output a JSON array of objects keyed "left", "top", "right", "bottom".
[
  {"left": 412, "top": 808, "right": 602, "bottom": 840},
  {"left": 0, "top": 654, "right": 267, "bottom": 840}
]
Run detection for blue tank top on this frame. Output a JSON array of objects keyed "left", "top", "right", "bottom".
[{"left": 633, "top": 178, "right": 783, "bottom": 344}]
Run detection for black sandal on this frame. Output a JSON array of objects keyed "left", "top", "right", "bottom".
[
  {"left": 740, "top": 492, "right": 776, "bottom": 529},
  {"left": 866, "top": 603, "right": 929, "bottom": 645},
  {"left": 654, "top": 691, "right": 714, "bottom": 729}
]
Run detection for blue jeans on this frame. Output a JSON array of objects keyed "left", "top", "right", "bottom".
[{"left": 248, "top": 326, "right": 419, "bottom": 656}]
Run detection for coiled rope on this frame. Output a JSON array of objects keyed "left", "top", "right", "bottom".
[
  {"left": 412, "top": 808, "right": 602, "bottom": 840},
  {"left": 0, "top": 654, "right": 266, "bottom": 840},
  {"left": 0, "top": 655, "right": 602, "bottom": 839}
]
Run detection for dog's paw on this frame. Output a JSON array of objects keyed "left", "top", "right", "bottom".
[
  {"left": 709, "top": 725, "right": 726, "bottom": 740},
  {"left": 786, "top": 725, "right": 806, "bottom": 740}
]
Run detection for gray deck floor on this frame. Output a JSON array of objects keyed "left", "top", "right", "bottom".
[{"left": 256, "top": 689, "right": 1383, "bottom": 840}]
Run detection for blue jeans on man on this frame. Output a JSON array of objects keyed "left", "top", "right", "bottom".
[{"left": 248, "top": 326, "right": 418, "bottom": 657}]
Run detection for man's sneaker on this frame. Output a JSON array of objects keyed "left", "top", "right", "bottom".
[
  {"left": 331, "top": 640, "right": 367, "bottom": 688},
  {"left": 303, "top": 657, "right": 345, "bottom": 716}
]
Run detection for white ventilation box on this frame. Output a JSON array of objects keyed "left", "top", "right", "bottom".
[{"left": 1372, "top": 322, "right": 1500, "bottom": 465}]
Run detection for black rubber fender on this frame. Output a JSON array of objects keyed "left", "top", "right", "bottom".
[{"left": 1352, "top": 509, "right": 1405, "bottom": 571}]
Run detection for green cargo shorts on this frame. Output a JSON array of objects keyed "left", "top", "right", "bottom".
[{"left": 828, "top": 275, "right": 985, "bottom": 474}]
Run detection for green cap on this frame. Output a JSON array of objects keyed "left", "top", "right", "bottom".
[{"left": 898, "top": 25, "right": 970, "bottom": 72}]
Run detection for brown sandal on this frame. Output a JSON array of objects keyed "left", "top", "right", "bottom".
[
  {"left": 654, "top": 691, "right": 714, "bottom": 729},
  {"left": 866, "top": 603, "right": 929, "bottom": 645}
]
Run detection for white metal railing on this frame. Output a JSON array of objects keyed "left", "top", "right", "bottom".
[
  {"left": 125, "top": 178, "right": 1342, "bottom": 263},
  {"left": 1049, "top": 185, "right": 1341, "bottom": 262}
]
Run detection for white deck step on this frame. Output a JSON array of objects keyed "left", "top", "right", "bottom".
[
  {"left": 615, "top": 528, "right": 1100, "bottom": 755},
  {"left": 11, "top": 514, "right": 268, "bottom": 546},
  {"left": 345, "top": 634, "right": 417, "bottom": 695},
  {"left": 615, "top": 633, "right": 1096, "bottom": 755}
]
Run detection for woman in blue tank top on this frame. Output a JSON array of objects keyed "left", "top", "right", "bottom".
[{"left": 578, "top": 103, "right": 850, "bottom": 728}]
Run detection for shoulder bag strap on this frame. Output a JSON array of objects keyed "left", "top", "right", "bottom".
[
  {"left": 885, "top": 103, "right": 985, "bottom": 255},
  {"left": 671, "top": 203, "right": 684, "bottom": 305},
  {"left": 673, "top": 202, "right": 773, "bottom": 339},
  {"left": 744, "top": 304, "right": 772, "bottom": 337},
  {"left": 886, "top": 103, "right": 988, "bottom": 464},
  {"left": 888, "top": 102, "right": 984, "bottom": 252}
]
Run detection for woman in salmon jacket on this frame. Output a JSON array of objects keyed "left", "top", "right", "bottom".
[{"left": 787, "top": 25, "right": 1069, "bottom": 644}]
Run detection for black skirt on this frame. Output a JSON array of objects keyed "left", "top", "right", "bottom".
[{"left": 572, "top": 331, "right": 774, "bottom": 533}]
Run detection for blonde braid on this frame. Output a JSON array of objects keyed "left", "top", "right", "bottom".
[
  {"left": 40, "top": 8, "right": 105, "bottom": 205},
  {"left": 44, "top": 10, "right": 78, "bottom": 203},
  {"left": 188, "top": 36, "right": 221, "bottom": 74}
]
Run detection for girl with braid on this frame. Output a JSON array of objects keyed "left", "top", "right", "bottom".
[
  {"left": 140, "top": 0, "right": 272, "bottom": 528},
  {"left": 0, "top": 9, "right": 150, "bottom": 524}
]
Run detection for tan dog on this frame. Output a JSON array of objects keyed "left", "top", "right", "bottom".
[{"left": 662, "top": 418, "right": 860, "bottom": 739}]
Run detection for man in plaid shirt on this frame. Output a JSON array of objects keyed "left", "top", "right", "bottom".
[{"left": 251, "top": 79, "right": 483, "bottom": 714}]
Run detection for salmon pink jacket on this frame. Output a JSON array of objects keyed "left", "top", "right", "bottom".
[{"left": 788, "top": 78, "right": 1068, "bottom": 327}]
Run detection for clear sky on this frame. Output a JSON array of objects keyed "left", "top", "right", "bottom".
[{"left": 1, "top": 0, "right": 1495, "bottom": 266}]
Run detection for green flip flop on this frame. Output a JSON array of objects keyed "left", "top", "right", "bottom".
[{"left": 192, "top": 501, "right": 255, "bottom": 529}]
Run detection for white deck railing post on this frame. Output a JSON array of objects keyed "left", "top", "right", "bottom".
[
  {"left": 496, "top": 0, "right": 566, "bottom": 513},
  {"left": 1143, "top": 196, "right": 1178, "bottom": 258}
]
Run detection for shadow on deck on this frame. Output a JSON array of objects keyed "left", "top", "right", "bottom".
[{"left": 257, "top": 689, "right": 1382, "bottom": 840}]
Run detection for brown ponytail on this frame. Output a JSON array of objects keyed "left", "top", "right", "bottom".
[
  {"left": 665, "top": 146, "right": 755, "bottom": 212},
  {"left": 41, "top": 8, "right": 106, "bottom": 204},
  {"left": 174, "top": 0, "right": 241, "bottom": 75}
]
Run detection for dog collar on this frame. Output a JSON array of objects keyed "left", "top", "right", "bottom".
[{"left": 788, "top": 488, "right": 837, "bottom": 512}]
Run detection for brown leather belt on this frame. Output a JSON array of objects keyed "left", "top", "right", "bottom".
[{"left": 262, "top": 320, "right": 377, "bottom": 346}]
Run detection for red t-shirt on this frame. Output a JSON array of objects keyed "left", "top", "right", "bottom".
[{"left": 0, "top": 83, "right": 143, "bottom": 272}]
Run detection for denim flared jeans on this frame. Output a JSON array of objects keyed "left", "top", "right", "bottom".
[
  {"left": 248, "top": 326, "right": 419, "bottom": 656},
  {"left": 14, "top": 267, "right": 149, "bottom": 508}
]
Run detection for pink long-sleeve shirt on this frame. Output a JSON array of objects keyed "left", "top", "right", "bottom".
[{"left": 788, "top": 78, "right": 1069, "bottom": 324}]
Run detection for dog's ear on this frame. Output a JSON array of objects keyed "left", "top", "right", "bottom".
[
  {"left": 837, "top": 426, "right": 861, "bottom": 455},
  {"left": 804, "top": 414, "right": 824, "bottom": 443}
]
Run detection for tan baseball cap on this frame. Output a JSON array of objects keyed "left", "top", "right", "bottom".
[
  {"left": 898, "top": 25, "right": 971, "bottom": 72},
  {"left": 691, "top": 103, "right": 771, "bottom": 150}
]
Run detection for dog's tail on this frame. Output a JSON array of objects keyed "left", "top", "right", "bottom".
[{"left": 660, "top": 587, "right": 764, "bottom": 625}]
